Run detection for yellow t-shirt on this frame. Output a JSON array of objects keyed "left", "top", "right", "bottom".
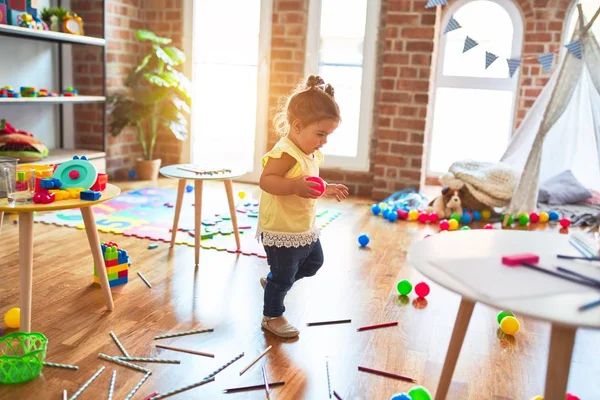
[{"left": 257, "top": 137, "right": 324, "bottom": 247}]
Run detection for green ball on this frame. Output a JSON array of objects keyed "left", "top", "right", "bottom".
[
  {"left": 518, "top": 214, "right": 529, "bottom": 226},
  {"left": 450, "top": 212, "right": 461, "bottom": 221},
  {"left": 461, "top": 226, "right": 471, "bottom": 230},
  {"left": 407, "top": 386, "right": 432, "bottom": 400},
  {"left": 397, "top": 279, "right": 412, "bottom": 296},
  {"left": 497, "top": 310, "right": 515, "bottom": 325}
]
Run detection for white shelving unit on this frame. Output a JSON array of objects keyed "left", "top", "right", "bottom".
[{"left": 0, "top": 96, "right": 106, "bottom": 104}]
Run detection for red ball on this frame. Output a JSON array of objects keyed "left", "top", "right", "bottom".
[
  {"left": 529, "top": 212, "right": 540, "bottom": 223},
  {"left": 418, "top": 213, "right": 429, "bottom": 223},
  {"left": 566, "top": 394, "right": 580, "bottom": 400},
  {"left": 560, "top": 218, "right": 571, "bottom": 228},
  {"left": 415, "top": 282, "right": 430, "bottom": 298},
  {"left": 68, "top": 170, "right": 80, "bottom": 179},
  {"left": 429, "top": 212, "right": 439, "bottom": 223},
  {"left": 306, "top": 176, "right": 325, "bottom": 196},
  {"left": 439, "top": 219, "right": 450, "bottom": 231},
  {"left": 397, "top": 209, "right": 408, "bottom": 220},
  {"left": 484, "top": 223, "right": 494, "bottom": 229}
]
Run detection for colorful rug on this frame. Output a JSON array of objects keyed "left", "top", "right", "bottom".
[{"left": 33, "top": 187, "right": 342, "bottom": 258}]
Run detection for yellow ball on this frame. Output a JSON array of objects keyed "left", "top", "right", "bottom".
[
  {"left": 4, "top": 308, "right": 20, "bottom": 329},
  {"left": 238, "top": 191, "right": 246, "bottom": 200},
  {"left": 408, "top": 209, "right": 419, "bottom": 221},
  {"left": 448, "top": 219, "right": 459, "bottom": 231},
  {"left": 539, "top": 211, "right": 549, "bottom": 223},
  {"left": 379, "top": 203, "right": 388, "bottom": 211},
  {"left": 481, "top": 209, "right": 491, "bottom": 220},
  {"left": 530, "top": 396, "right": 543, "bottom": 400},
  {"left": 500, "top": 316, "right": 520, "bottom": 335}
]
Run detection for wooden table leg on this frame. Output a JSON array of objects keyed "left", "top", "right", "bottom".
[
  {"left": 224, "top": 180, "right": 241, "bottom": 250},
  {"left": 19, "top": 212, "right": 34, "bottom": 333},
  {"left": 543, "top": 324, "right": 576, "bottom": 400},
  {"left": 81, "top": 206, "right": 114, "bottom": 311},
  {"left": 435, "top": 297, "right": 475, "bottom": 400},
  {"left": 0, "top": 211, "right": 4, "bottom": 232},
  {"left": 170, "top": 179, "right": 187, "bottom": 248},
  {"left": 195, "top": 180, "right": 203, "bottom": 267}
]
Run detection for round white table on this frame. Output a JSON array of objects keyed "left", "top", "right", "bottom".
[
  {"left": 159, "top": 164, "right": 247, "bottom": 267},
  {"left": 407, "top": 230, "right": 600, "bottom": 400}
]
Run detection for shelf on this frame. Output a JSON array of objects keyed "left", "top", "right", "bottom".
[
  {"left": 26, "top": 149, "right": 106, "bottom": 165},
  {"left": 0, "top": 96, "right": 106, "bottom": 104},
  {"left": 0, "top": 24, "right": 106, "bottom": 46}
]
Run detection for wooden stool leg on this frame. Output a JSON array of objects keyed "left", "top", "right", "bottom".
[
  {"left": 81, "top": 206, "right": 114, "bottom": 311},
  {"left": 19, "top": 212, "right": 34, "bottom": 333},
  {"left": 224, "top": 180, "right": 241, "bottom": 250},
  {"left": 195, "top": 180, "right": 203, "bottom": 267},
  {"left": 434, "top": 297, "right": 475, "bottom": 400},
  {"left": 170, "top": 179, "right": 187, "bottom": 247},
  {"left": 543, "top": 324, "right": 576, "bottom": 400}
]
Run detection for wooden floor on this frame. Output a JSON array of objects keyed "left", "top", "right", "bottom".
[{"left": 0, "top": 179, "right": 598, "bottom": 400}]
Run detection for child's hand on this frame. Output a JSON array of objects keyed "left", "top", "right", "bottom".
[
  {"left": 293, "top": 176, "right": 322, "bottom": 199},
  {"left": 324, "top": 183, "right": 349, "bottom": 202}
]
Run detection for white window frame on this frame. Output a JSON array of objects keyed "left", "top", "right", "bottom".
[
  {"left": 304, "top": 0, "right": 380, "bottom": 171},
  {"left": 425, "top": 0, "right": 524, "bottom": 176}
]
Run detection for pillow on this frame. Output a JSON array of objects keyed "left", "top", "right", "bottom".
[{"left": 538, "top": 170, "right": 593, "bottom": 205}]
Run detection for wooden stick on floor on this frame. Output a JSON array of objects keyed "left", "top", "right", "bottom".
[
  {"left": 239, "top": 345, "right": 272, "bottom": 376},
  {"left": 155, "top": 344, "right": 214, "bottom": 358}
]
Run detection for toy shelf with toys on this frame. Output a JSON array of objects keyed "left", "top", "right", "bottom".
[
  {"left": 0, "top": 23, "right": 105, "bottom": 46},
  {"left": 0, "top": 95, "right": 105, "bottom": 104}
]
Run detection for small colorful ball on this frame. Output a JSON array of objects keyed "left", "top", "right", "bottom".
[
  {"left": 408, "top": 209, "right": 419, "bottom": 221},
  {"left": 390, "top": 393, "right": 412, "bottom": 400},
  {"left": 306, "top": 176, "right": 325, "bottom": 196},
  {"left": 428, "top": 212, "right": 439, "bottom": 223},
  {"left": 448, "top": 219, "right": 459, "bottom": 231},
  {"left": 484, "top": 223, "right": 494, "bottom": 230},
  {"left": 358, "top": 234, "right": 370, "bottom": 247},
  {"left": 548, "top": 210, "right": 560, "bottom": 221},
  {"left": 379, "top": 203, "right": 388, "bottom": 211},
  {"left": 407, "top": 386, "right": 432, "bottom": 400},
  {"left": 497, "top": 310, "right": 515, "bottom": 324},
  {"left": 418, "top": 213, "right": 429, "bottom": 223},
  {"left": 560, "top": 218, "right": 571, "bottom": 228},
  {"left": 186, "top": 184, "right": 193, "bottom": 193},
  {"left": 382, "top": 209, "right": 390, "bottom": 219},
  {"left": 566, "top": 394, "right": 581, "bottom": 400},
  {"left": 238, "top": 191, "right": 246, "bottom": 199},
  {"left": 450, "top": 212, "right": 461, "bottom": 222},
  {"left": 415, "top": 282, "right": 430, "bottom": 298},
  {"left": 397, "top": 209, "right": 408, "bottom": 220},
  {"left": 500, "top": 316, "right": 520, "bottom": 335},
  {"left": 518, "top": 214, "right": 530, "bottom": 226},
  {"left": 539, "top": 211, "right": 549, "bottom": 223},
  {"left": 4, "top": 308, "right": 20, "bottom": 329},
  {"left": 472, "top": 210, "right": 481, "bottom": 221},
  {"left": 388, "top": 211, "right": 399, "bottom": 222},
  {"left": 529, "top": 396, "right": 543, "bottom": 400},
  {"left": 503, "top": 214, "right": 514, "bottom": 225},
  {"left": 371, "top": 204, "right": 381, "bottom": 215},
  {"left": 461, "top": 226, "right": 471, "bottom": 230},
  {"left": 439, "top": 219, "right": 450, "bottom": 231},
  {"left": 397, "top": 279, "right": 413, "bottom": 296},
  {"left": 529, "top": 212, "right": 539, "bottom": 223},
  {"left": 481, "top": 209, "right": 491, "bottom": 220},
  {"left": 460, "top": 213, "right": 472, "bottom": 225}
]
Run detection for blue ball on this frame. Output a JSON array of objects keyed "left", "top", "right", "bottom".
[
  {"left": 387, "top": 211, "right": 398, "bottom": 222},
  {"left": 382, "top": 209, "right": 390, "bottom": 219},
  {"left": 128, "top": 169, "right": 136, "bottom": 179},
  {"left": 472, "top": 210, "right": 481, "bottom": 221},
  {"left": 186, "top": 184, "right": 193, "bottom": 193},
  {"left": 390, "top": 393, "right": 412, "bottom": 400},
  {"left": 549, "top": 210, "right": 560, "bottom": 221},
  {"left": 460, "top": 213, "right": 472, "bottom": 225},
  {"left": 358, "top": 234, "right": 370, "bottom": 247},
  {"left": 371, "top": 204, "right": 381, "bottom": 215}
]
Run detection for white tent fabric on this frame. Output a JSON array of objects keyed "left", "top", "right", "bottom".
[{"left": 501, "top": 16, "right": 600, "bottom": 215}]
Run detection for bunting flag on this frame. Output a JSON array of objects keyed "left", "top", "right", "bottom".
[
  {"left": 565, "top": 39, "right": 582, "bottom": 59},
  {"left": 444, "top": 16, "right": 461, "bottom": 34},
  {"left": 485, "top": 52, "right": 499, "bottom": 69},
  {"left": 537, "top": 52, "right": 554, "bottom": 73},
  {"left": 463, "top": 36, "right": 478, "bottom": 53},
  {"left": 507, "top": 58, "right": 521, "bottom": 77},
  {"left": 425, "top": 0, "right": 447, "bottom": 8}
]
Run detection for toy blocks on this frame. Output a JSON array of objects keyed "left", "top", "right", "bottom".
[
  {"left": 90, "top": 173, "right": 108, "bottom": 191},
  {"left": 80, "top": 190, "right": 101, "bottom": 201},
  {"left": 94, "top": 242, "right": 130, "bottom": 287}
]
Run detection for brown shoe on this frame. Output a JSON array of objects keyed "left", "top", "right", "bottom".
[
  {"left": 260, "top": 277, "right": 267, "bottom": 289},
  {"left": 261, "top": 316, "right": 300, "bottom": 338}
]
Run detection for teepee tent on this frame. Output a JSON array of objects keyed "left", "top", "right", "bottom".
[{"left": 501, "top": 7, "right": 600, "bottom": 218}]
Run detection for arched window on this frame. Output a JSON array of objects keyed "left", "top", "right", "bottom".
[{"left": 426, "top": 0, "right": 523, "bottom": 176}]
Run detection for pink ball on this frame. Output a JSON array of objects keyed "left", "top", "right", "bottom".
[
  {"left": 429, "top": 212, "right": 439, "bottom": 223},
  {"left": 566, "top": 394, "right": 580, "bottom": 400},
  {"left": 560, "top": 218, "right": 571, "bottom": 228},
  {"left": 529, "top": 212, "right": 540, "bottom": 223},
  {"left": 484, "top": 223, "right": 494, "bottom": 229},
  {"left": 306, "top": 176, "right": 325, "bottom": 196},
  {"left": 397, "top": 209, "right": 409, "bottom": 220},
  {"left": 439, "top": 219, "right": 450, "bottom": 231},
  {"left": 415, "top": 282, "right": 430, "bottom": 298},
  {"left": 418, "top": 213, "right": 429, "bottom": 223}
]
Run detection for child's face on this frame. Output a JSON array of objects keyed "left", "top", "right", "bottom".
[{"left": 291, "top": 119, "right": 339, "bottom": 154}]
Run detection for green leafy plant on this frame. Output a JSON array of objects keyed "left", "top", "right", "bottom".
[
  {"left": 108, "top": 30, "right": 191, "bottom": 161},
  {"left": 40, "top": 7, "right": 69, "bottom": 22}
]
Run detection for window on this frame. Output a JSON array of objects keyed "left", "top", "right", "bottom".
[
  {"left": 427, "top": 0, "right": 523, "bottom": 175},
  {"left": 305, "top": 0, "right": 380, "bottom": 171}
]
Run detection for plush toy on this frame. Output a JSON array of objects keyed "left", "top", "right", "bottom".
[
  {"left": 429, "top": 186, "right": 464, "bottom": 219},
  {"left": 0, "top": 119, "right": 49, "bottom": 162}
]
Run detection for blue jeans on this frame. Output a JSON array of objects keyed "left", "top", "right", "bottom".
[{"left": 263, "top": 239, "right": 324, "bottom": 317}]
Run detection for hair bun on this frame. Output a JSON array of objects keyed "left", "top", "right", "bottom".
[
  {"left": 324, "top": 83, "right": 335, "bottom": 98},
  {"left": 306, "top": 75, "right": 325, "bottom": 89}
]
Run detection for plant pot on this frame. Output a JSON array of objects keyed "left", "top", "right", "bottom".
[{"left": 136, "top": 158, "right": 161, "bottom": 180}]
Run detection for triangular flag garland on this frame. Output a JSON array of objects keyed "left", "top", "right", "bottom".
[
  {"left": 537, "top": 53, "right": 554, "bottom": 73},
  {"left": 507, "top": 58, "right": 521, "bottom": 77},
  {"left": 463, "top": 36, "right": 478, "bottom": 53},
  {"left": 565, "top": 39, "right": 582, "bottom": 59},
  {"left": 485, "top": 52, "right": 499, "bottom": 69},
  {"left": 444, "top": 16, "right": 461, "bottom": 34},
  {"left": 425, "top": 0, "right": 447, "bottom": 9}
]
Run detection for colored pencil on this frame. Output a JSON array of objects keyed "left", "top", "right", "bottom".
[
  {"left": 333, "top": 390, "right": 343, "bottom": 400},
  {"left": 557, "top": 254, "right": 600, "bottom": 261},
  {"left": 155, "top": 344, "right": 214, "bottom": 358},
  {"left": 152, "top": 377, "right": 215, "bottom": 399},
  {"left": 154, "top": 328, "right": 213, "bottom": 340},
  {"left": 137, "top": 271, "right": 152, "bottom": 288},
  {"left": 521, "top": 263, "right": 600, "bottom": 289},
  {"left": 579, "top": 298, "right": 600, "bottom": 311},
  {"left": 262, "top": 365, "right": 270, "bottom": 399},
  {"left": 109, "top": 331, "right": 130, "bottom": 357},
  {"left": 43, "top": 361, "right": 78, "bottom": 370},
  {"left": 98, "top": 353, "right": 151, "bottom": 374},
  {"left": 107, "top": 370, "right": 116, "bottom": 400},
  {"left": 69, "top": 366, "right": 105, "bottom": 400},
  {"left": 357, "top": 321, "right": 398, "bottom": 332},
  {"left": 239, "top": 345, "right": 272, "bottom": 375},
  {"left": 357, "top": 366, "right": 416, "bottom": 383},
  {"left": 307, "top": 319, "right": 351, "bottom": 327},
  {"left": 223, "top": 382, "right": 285, "bottom": 393},
  {"left": 556, "top": 266, "right": 600, "bottom": 286}
]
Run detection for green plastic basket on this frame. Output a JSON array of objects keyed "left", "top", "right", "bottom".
[{"left": 0, "top": 332, "right": 48, "bottom": 384}]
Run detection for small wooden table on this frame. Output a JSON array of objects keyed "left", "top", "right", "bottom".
[
  {"left": 408, "top": 230, "right": 600, "bottom": 400},
  {"left": 0, "top": 183, "right": 121, "bottom": 333},
  {"left": 159, "top": 164, "right": 246, "bottom": 267}
]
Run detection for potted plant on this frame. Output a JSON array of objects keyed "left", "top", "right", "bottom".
[
  {"left": 108, "top": 30, "right": 191, "bottom": 180},
  {"left": 40, "top": 7, "right": 69, "bottom": 31}
]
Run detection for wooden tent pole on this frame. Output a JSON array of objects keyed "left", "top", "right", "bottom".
[{"left": 584, "top": 6, "right": 600, "bottom": 34}]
